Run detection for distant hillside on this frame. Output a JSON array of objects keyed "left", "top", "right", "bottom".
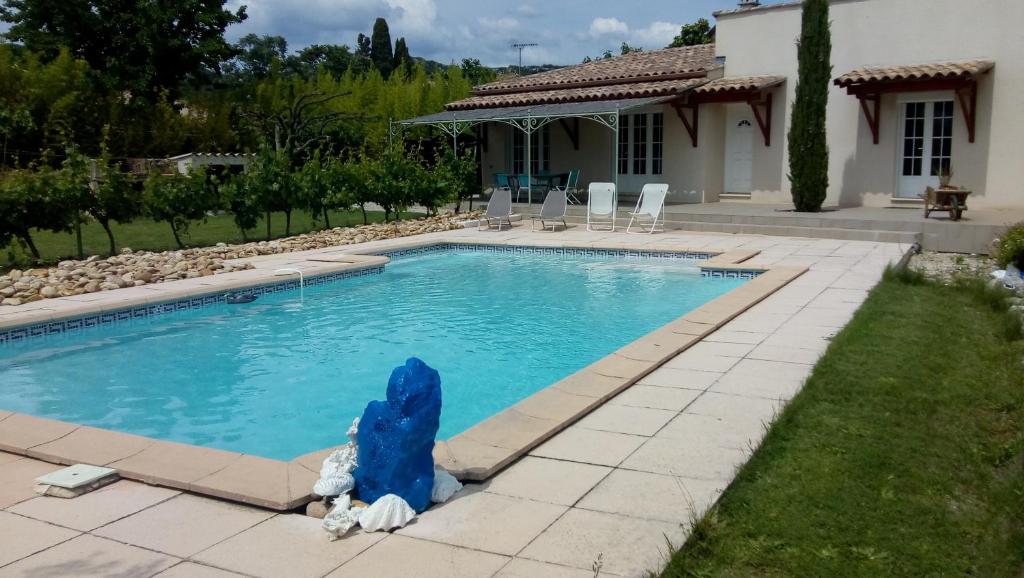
[{"left": 492, "top": 64, "right": 563, "bottom": 76}]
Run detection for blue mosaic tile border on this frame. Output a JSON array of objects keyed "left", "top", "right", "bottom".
[
  {"left": 701, "top": 269, "right": 762, "bottom": 280},
  {"left": 0, "top": 265, "right": 384, "bottom": 345},
  {"left": 0, "top": 242, "right": 757, "bottom": 345},
  {"left": 379, "top": 243, "right": 715, "bottom": 261}
]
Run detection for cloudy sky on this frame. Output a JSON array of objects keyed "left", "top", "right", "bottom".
[{"left": 224, "top": 0, "right": 785, "bottom": 66}]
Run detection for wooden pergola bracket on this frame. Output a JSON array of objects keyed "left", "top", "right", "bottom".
[
  {"left": 956, "top": 80, "right": 978, "bottom": 143},
  {"left": 747, "top": 92, "right": 773, "bottom": 147},
  {"left": 843, "top": 75, "right": 985, "bottom": 145},
  {"left": 857, "top": 93, "right": 881, "bottom": 144},
  {"left": 672, "top": 102, "right": 699, "bottom": 147},
  {"left": 558, "top": 118, "right": 580, "bottom": 150}
]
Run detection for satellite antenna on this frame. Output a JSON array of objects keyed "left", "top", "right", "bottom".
[{"left": 511, "top": 42, "right": 538, "bottom": 75}]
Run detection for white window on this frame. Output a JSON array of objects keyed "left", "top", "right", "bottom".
[{"left": 618, "top": 112, "right": 663, "bottom": 176}]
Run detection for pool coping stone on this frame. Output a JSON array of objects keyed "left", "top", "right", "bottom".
[{"left": 0, "top": 235, "right": 805, "bottom": 510}]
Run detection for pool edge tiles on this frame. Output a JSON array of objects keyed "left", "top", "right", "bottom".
[
  {"left": 0, "top": 237, "right": 804, "bottom": 510},
  {"left": 0, "top": 243, "right": 757, "bottom": 343}
]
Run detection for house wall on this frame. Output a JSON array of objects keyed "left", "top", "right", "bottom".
[{"left": 715, "top": 0, "right": 1024, "bottom": 208}]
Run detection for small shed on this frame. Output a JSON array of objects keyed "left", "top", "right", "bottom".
[{"left": 166, "top": 152, "right": 253, "bottom": 176}]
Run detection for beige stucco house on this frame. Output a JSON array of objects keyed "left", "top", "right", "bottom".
[{"left": 398, "top": 0, "right": 1022, "bottom": 210}]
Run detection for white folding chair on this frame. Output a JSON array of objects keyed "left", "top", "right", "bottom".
[
  {"left": 587, "top": 182, "right": 616, "bottom": 232},
  {"left": 626, "top": 184, "right": 669, "bottom": 234}
]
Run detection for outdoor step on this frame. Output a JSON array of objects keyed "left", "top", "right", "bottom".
[{"left": 561, "top": 213, "right": 920, "bottom": 245}]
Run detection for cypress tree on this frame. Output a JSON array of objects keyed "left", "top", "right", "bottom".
[
  {"left": 787, "top": 0, "right": 832, "bottom": 212},
  {"left": 393, "top": 37, "right": 412, "bottom": 79},
  {"left": 370, "top": 18, "right": 394, "bottom": 78}
]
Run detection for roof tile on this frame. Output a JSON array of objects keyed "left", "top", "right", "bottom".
[
  {"left": 694, "top": 75, "right": 786, "bottom": 94},
  {"left": 475, "top": 44, "right": 718, "bottom": 94},
  {"left": 446, "top": 78, "right": 708, "bottom": 111},
  {"left": 834, "top": 60, "right": 994, "bottom": 87}
]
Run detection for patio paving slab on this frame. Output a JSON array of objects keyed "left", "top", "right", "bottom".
[
  {"left": 27, "top": 426, "right": 155, "bottom": 467},
  {"left": 607, "top": 385, "right": 702, "bottom": 412},
  {"left": 574, "top": 404, "right": 677, "bottom": 437},
  {"left": 396, "top": 489, "right": 567, "bottom": 556},
  {"left": 0, "top": 457, "right": 64, "bottom": 509},
  {"left": 153, "top": 562, "right": 247, "bottom": 577},
  {"left": 577, "top": 469, "right": 725, "bottom": 523},
  {"left": 329, "top": 535, "right": 509, "bottom": 578},
  {"left": 482, "top": 456, "right": 611, "bottom": 506},
  {"left": 0, "top": 413, "right": 78, "bottom": 455},
  {"left": 637, "top": 367, "right": 722, "bottom": 390},
  {"left": 93, "top": 493, "right": 273, "bottom": 558},
  {"left": 107, "top": 440, "right": 243, "bottom": 489},
  {"left": 621, "top": 437, "right": 748, "bottom": 481},
  {"left": 519, "top": 508, "right": 683, "bottom": 578},
  {"left": 0, "top": 451, "right": 22, "bottom": 465},
  {"left": 0, "top": 511, "right": 80, "bottom": 567},
  {"left": 529, "top": 427, "right": 646, "bottom": 467},
  {"left": 702, "top": 329, "right": 769, "bottom": 345},
  {"left": 663, "top": 352, "right": 741, "bottom": 373},
  {"left": 7, "top": 480, "right": 179, "bottom": 532},
  {"left": 494, "top": 558, "right": 596, "bottom": 578},
  {"left": 683, "top": 391, "right": 785, "bottom": 423},
  {"left": 193, "top": 514, "right": 384, "bottom": 578},
  {"left": 189, "top": 455, "right": 317, "bottom": 510},
  {"left": 655, "top": 411, "right": 768, "bottom": 452},
  {"left": 0, "top": 534, "right": 178, "bottom": 578}
]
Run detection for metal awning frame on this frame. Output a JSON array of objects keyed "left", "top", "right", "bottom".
[{"left": 390, "top": 98, "right": 674, "bottom": 205}]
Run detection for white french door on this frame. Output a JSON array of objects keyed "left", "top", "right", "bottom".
[
  {"left": 897, "top": 100, "right": 954, "bottom": 198},
  {"left": 617, "top": 112, "right": 664, "bottom": 192}
]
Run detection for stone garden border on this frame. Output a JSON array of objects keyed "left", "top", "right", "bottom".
[{"left": 0, "top": 235, "right": 805, "bottom": 510}]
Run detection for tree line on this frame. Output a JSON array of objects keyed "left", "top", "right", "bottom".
[{"left": 0, "top": 1, "right": 497, "bottom": 263}]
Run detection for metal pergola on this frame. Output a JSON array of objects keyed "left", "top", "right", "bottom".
[{"left": 391, "top": 96, "right": 676, "bottom": 205}]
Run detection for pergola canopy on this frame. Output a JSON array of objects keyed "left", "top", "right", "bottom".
[{"left": 393, "top": 95, "right": 677, "bottom": 138}]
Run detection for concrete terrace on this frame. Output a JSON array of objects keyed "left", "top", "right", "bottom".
[
  {"left": 527, "top": 200, "right": 1019, "bottom": 253},
  {"left": 0, "top": 226, "right": 909, "bottom": 577}
]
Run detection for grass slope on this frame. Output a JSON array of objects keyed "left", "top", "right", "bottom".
[
  {"left": 2, "top": 209, "right": 423, "bottom": 269},
  {"left": 662, "top": 271, "right": 1024, "bottom": 577}
]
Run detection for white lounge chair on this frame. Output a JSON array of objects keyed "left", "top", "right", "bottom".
[
  {"left": 530, "top": 190, "right": 568, "bottom": 231},
  {"left": 553, "top": 169, "right": 582, "bottom": 205},
  {"left": 478, "top": 187, "right": 513, "bottom": 230},
  {"left": 626, "top": 184, "right": 669, "bottom": 234},
  {"left": 587, "top": 182, "right": 616, "bottom": 232}
]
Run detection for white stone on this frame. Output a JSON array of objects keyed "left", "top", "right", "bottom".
[
  {"left": 430, "top": 467, "right": 463, "bottom": 503},
  {"left": 322, "top": 495, "right": 365, "bottom": 541},
  {"left": 358, "top": 494, "right": 416, "bottom": 532}
]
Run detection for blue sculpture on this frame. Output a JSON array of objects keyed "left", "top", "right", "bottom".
[{"left": 354, "top": 357, "right": 442, "bottom": 513}]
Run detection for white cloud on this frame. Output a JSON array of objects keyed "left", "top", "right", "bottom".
[
  {"left": 585, "top": 16, "right": 680, "bottom": 50},
  {"left": 631, "top": 21, "right": 680, "bottom": 47},
  {"left": 385, "top": 0, "right": 438, "bottom": 34},
  {"left": 589, "top": 17, "right": 629, "bottom": 37},
  {"left": 478, "top": 16, "right": 519, "bottom": 30}
]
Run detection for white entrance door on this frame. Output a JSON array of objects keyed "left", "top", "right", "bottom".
[
  {"left": 897, "top": 100, "right": 954, "bottom": 198},
  {"left": 724, "top": 108, "right": 754, "bottom": 194}
]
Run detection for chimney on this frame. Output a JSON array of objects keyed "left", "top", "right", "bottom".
[{"left": 738, "top": 0, "right": 761, "bottom": 8}]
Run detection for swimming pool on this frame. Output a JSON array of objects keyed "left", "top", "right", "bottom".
[{"left": 0, "top": 246, "right": 747, "bottom": 460}]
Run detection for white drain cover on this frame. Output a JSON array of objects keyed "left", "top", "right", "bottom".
[{"left": 35, "top": 464, "right": 118, "bottom": 489}]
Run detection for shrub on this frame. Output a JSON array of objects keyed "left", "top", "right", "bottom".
[
  {"left": 143, "top": 169, "right": 220, "bottom": 248},
  {"left": 0, "top": 166, "right": 72, "bottom": 260},
  {"left": 995, "top": 223, "right": 1024, "bottom": 270}
]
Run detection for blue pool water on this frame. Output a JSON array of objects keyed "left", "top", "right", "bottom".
[{"left": 0, "top": 248, "right": 745, "bottom": 460}]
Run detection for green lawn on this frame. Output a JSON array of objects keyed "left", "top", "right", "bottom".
[
  {"left": 662, "top": 270, "right": 1024, "bottom": 577},
  {"left": 2, "top": 209, "right": 423, "bottom": 269}
]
